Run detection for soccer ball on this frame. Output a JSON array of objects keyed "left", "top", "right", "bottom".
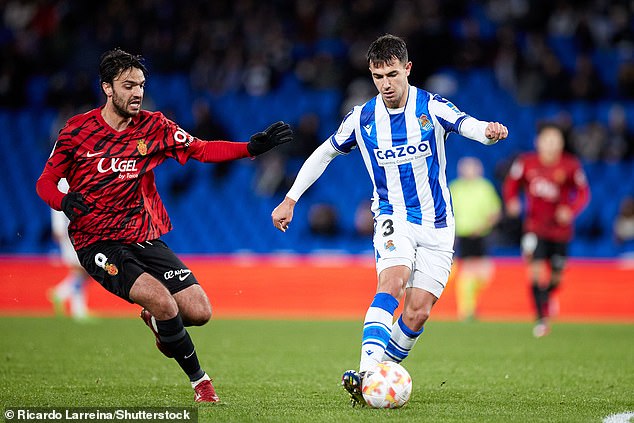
[{"left": 361, "top": 361, "right": 412, "bottom": 408}]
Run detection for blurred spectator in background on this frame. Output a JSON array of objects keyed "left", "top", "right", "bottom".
[
  {"left": 503, "top": 123, "right": 590, "bottom": 337},
  {"left": 570, "top": 120, "right": 607, "bottom": 162},
  {"left": 49, "top": 179, "right": 91, "bottom": 321},
  {"left": 539, "top": 49, "right": 571, "bottom": 102},
  {"left": 569, "top": 54, "right": 604, "bottom": 101},
  {"left": 614, "top": 196, "right": 634, "bottom": 257},
  {"left": 493, "top": 25, "right": 520, "bottom": 95},
  {"left": 449, "top": 157, "right": 502, "bottom": 321},
  {"left": 190, "top": 99, "right": 233, "bottom": 182},
  {"left": 605, "top": 103, "right": 634, "bottom": 161},
  {"left": 340, "top": 78, "right": 376, "bottom": 116},
  {"left": 1, "top": 0, "right": 632, "bottom": 113},
  {"left": 354, "top": 200, "right": 374, "bottom": 238},
  {"left": 46, "top": 70, "right": 99, "bottom": 110},
  {"left": 0, "top": 52, "right": 27, "bottom": 108},
  {"left": 308, "top": 203, "right": 340, "bottom": 237},
  {"left": 289, "top": 113, "right": 321, "bottom": 159},
  {"left": 253, "top": 150, "right": 287, "bottom": 197},
  {"left": 254, "top": 113, "right": 321, "bottom": 196},
  {"left": 454, "top": 17, "right": 492, "bottom": 71},
  {"left": 618, "top": 62, "right": 634, "bottom": 99}
]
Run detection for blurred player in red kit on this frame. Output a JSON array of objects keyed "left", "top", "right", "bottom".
[
  {"left": 503, "top": 123, "right": 589, "bottom": 337},
  {"left": 36, "top": 48, "right": 292, "bottom": 401}
]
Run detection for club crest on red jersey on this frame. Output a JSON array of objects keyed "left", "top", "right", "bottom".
[{"left": 137, "top": 139, "right": 148, "bottom": 156}]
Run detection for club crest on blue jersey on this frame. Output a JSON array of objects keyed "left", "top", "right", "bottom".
[
  {"left": 418, "top": 113, "right": 433, "bottom": 131},
  {"left": 384, "top": 240, "right": 396, "bottom": 252}
]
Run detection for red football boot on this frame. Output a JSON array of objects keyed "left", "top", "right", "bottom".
[{"left": 194, "top": 379, "right": 220, "bottom": 403}]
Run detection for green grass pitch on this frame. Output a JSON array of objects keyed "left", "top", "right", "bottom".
[{"left": 0, "top": 317, "right": 632, "bottom": 422}]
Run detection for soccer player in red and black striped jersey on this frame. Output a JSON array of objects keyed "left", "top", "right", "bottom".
[
  {"left": 36, "top": 48, "right": 293, "bottom": 402},
  {"left": 503, "top": 123, "right": 589, "bottom": 337}
]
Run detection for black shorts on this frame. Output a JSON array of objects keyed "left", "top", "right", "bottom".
[
  {"left": 76, "top": 239, "right": 199, "bottom": 303},
  {"left": 455, "top": 236, "right": 487, "bottom": 258},
  {"left": 523, "top": 233, "right": 568, "bottom": 272}
]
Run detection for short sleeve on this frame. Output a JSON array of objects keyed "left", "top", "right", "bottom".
[
  {"left": 159, "top": 116, "right": 204, "bottom": 165},
  {"left": 329, "top": 108, "right": 358, "bottom": 154}
]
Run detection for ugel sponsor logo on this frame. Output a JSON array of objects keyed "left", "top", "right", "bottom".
[
  {"left": 97, "top": 158, "right": 138, "bottom": 173},
  {"left": 374, "top": 141, "right": 431, "bottom": 166}
]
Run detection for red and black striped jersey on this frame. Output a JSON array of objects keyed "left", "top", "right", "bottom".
[
  {"left": 503, "top": 152, "right": 590, "bottom": 242},
  {"left": 40, "top": 107, "right": 249, "bottom": 249}
]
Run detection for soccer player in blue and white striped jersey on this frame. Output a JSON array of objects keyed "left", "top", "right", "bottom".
[{"left": 272, "top": 34, "right": 508, "bottom": 406}]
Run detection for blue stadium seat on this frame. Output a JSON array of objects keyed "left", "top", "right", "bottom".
[
  {"left": 547, "top": 36, "right": 577, "bottom": 72},
  {"left": 26, "top": 76, "right": 49, "bottom": 108},
  {"left": 591, "top": 49, "right": 619, "bottom": 95}
]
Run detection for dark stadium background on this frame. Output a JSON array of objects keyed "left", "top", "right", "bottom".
[{"left": 1, "top": 0, "right": 633, "bottom": 258}]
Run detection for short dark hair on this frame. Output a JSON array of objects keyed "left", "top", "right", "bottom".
[
  {"left": 367, "top": 34, "right": 408, "bottom": 67},
  {"left": 536, "top": 121, "right": 563, "bottom": 135},
  {"left": 536, "top": 121, "right": 570, "bottom": 150},
  {"left": 99, "top": 48, "right": 147, "bottom": 87}
]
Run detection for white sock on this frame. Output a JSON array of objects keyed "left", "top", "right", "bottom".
[
  {"left": 359, "top": 293, "right": 399, "bottom": 373},
  {"left": 382, "top": 315, "right": 424, "bottom": 363},
  {"left": 191, "top": 372, "right": 210, "bottom": 388},
  {"left": 70, "top": 291, "right": 88, "bottom": 318},
  {"left": 69, "top": 276, "right": 88, "bottom": 318}
]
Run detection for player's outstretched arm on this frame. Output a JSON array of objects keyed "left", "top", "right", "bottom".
[
  {"left": 247, "top": 121, "right": 293, "bottom": 156},
  {"left": 272, "top": 197, "right": 296, "bottom": 232}
]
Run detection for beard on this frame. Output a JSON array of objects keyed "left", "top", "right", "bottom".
[{"left": 112, "top": 90, "right": 141, "bottom": 119}]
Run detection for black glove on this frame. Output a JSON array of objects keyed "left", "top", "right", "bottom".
[
  {"left": 61, "top": 192, "right": 91, "bottom": 220},
  {"left": 247, "top": 121, "right": 293, "bottom": 156}
]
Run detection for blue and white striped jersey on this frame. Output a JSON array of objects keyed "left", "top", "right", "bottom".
[{"left": 329, "top": 85, "right": 475, "bottom": 228}]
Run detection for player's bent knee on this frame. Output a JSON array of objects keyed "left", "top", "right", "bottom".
[
  {"left": 148, "top": 296, "right": 179, "bottom": 320},
  {"left": 190, "top": 305, "right": 212, "bottom": 326},
  {"left": 183, "top": 301, "right": 212, "bottom": 326}
]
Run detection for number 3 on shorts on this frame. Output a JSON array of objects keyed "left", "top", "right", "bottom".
[{"left": 382, "top": 219, "right": 394, "bottom": 236}]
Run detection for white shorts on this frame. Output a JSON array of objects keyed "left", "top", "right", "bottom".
[
  {"left": 373, "top": 215, "right": 455, "bottom": 299},
  {"left": 59, "top": 233, "right": 81, "bottom": 267}
]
